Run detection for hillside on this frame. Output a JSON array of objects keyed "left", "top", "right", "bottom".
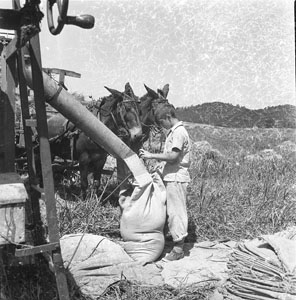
[{"left": 176, "top": 102, "right": 296, "bottom": 128}]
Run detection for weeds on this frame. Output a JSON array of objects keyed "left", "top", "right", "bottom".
[
  {"left": 186, "top": 132, "right": 296, "bottom": 242},
  {"left": 99, "top": 280, "right": 215, "bottom": 300}
]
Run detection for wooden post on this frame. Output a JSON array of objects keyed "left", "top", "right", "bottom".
[
  {"left": 0, "top": 44, "right": 15, "bottom": 172},
  {"left": 28, "top": 34, "right": 70, "bottom": 300}
]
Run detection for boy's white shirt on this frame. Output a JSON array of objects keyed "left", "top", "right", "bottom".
[{"left": 162, "top": 121, "right": 191, "bottom": 182}]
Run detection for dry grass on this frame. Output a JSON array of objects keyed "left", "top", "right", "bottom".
[
  {"left": 185, "top": 124, "right": 296, "bottom": 242},
  {"left": 99, "top": 280, "right": 215, "bottom": 300},
  {"left": 187, "top": 152, "right": 296, "bottom": 242},
  {"left": 2, "top": 124, "right": 296, "bottom": 299},
  {"left": 56, "top": 186, "right": 121, "bottom": 240}
]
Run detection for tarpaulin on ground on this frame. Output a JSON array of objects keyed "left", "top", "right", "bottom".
[
  {"left": 60, "top": 234, "right": 236, "bottom": 299},
  {"left": 61, "top": 227, "right": 296, "bottom": 300},
  {"left": 60, "top": 234, "right": 164, "bottom": 299},
  {"left": 159, "top": 240, "right": 235, "bottom": 288}
]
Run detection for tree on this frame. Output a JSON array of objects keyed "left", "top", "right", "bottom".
[{"left": 264, "top": 118, "right": 275, "bottom": 128}]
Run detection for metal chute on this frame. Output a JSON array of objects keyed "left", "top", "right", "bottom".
[{"left": 23, "top": 63, "right": 151, "bottom": 186}]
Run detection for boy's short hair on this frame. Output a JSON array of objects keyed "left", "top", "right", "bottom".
[{"left": 155, "top": 103, "right": 177, "bottom": 121}]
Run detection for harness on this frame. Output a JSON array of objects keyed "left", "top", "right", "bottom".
[
  {"left": 140, "top": 98, "right": 168, "bottom": 132},
  {"left": 98, "top": 95, "right": 140, "bottom": 139},
  {"left": 139, "top": 97, "right": 169, "bottom": 150},
  {"left": 117, "top": 94, "right": 140, "bottom": 133},
  {"left": 48, "top": 119, "right": 78, "bottom": 162}
]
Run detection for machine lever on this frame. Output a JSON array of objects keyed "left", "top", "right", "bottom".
[{"left": 65, "top": 14, "right": 95, "bottom": 29}]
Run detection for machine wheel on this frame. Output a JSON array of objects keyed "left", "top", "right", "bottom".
[{"left": 47, "top": 0, "right": 69, "bottom": 35}]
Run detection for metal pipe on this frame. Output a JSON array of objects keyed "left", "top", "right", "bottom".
[{"left": 23, "top": 64, "right": 151, "bottom": 184}]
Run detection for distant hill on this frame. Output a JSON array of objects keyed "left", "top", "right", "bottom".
[{"left": 176, "top": 102, "right": 296, "bottom": 128}]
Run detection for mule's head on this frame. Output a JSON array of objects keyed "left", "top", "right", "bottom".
[
  {"left": 104, "top": 83, "right": 142, "bottom": 144},
  {"left": 138, "top": 84, "right": 170, "bottom": 132}
]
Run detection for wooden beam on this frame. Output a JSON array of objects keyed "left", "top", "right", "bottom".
[
  {"left": 0, "top": 47, "right": 16, "bottom": 172},
  {"left": 15, "top": 242, "right": 59, "bottom": 257},
  {"left": 29, "top": 34, "right": 70, "bottom": 300},
  {"left": 3, "top": 36, "right": 17, "bottom": 60},
  {"left": 43, "top": 68, "right": 81, "bottom": 78},
  {"left": 29, "top": 34, "right": 59, "bottom": 242}
]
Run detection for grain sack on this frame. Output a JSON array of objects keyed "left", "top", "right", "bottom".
[{"left": 119, "top": 171, "right": 166, "bottom": 263}]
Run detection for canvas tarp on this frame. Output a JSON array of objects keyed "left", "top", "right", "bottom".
[
  {"left": 60, "top": 234, "right": 164, "bottom": 298},
  {"left": 159, "top": 240, "right": 235, "bottom": 288},
  {"left": 60, "top": 234, "right": 235, "bottom": 299},
  {"left": 60, "top": 227, "right": 296, "bottom": 299}
]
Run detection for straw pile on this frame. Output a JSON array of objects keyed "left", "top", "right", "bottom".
[{"left": 225, "top": 227, "right": 296, "bottom": 300}]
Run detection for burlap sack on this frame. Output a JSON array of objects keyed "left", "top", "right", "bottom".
[{"left": 119, "top": 171, "right": 166, "bottom": 263}]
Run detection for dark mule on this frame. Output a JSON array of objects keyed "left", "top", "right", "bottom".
[
  {"left": 46, "top": 84, "right": 142, "bottom": 197},
  {"left": 139, "top": 83, "right": 169, "bottom": 135},
  {"left": 130, "top": 83, "right": 170, "bottom": 152},
  {"left": 115, "top": 84, "right": 170, "bottom": 187}
]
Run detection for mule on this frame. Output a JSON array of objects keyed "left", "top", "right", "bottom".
[
  {"left": 139, "top": 83, "right": 169, "bottom": 134},
  {"left": 45, "top": 84, "right": 142, "bottom": 197},
  {"left": 127, "top": 83, "right": 170, "bottom": 152}
]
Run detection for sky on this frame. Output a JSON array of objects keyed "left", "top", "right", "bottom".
[{"left": 1, "top": 0, "right": 295, "bottom": 108}]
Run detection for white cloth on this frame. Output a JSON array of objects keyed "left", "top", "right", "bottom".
[
  {"left": 159, "top": 240, "right": 234, "bottom": 287},
  {"left": 60, "top": 234, "right": 164, "bottom": 299},
  {"left": 60, "top": 228, "right": 296, "bottom": 300}
]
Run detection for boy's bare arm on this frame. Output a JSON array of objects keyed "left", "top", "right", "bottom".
[{"left": 139, "top": 148, "right": 180, "bottom": 162}]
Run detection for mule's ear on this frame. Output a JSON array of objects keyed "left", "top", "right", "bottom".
[
  {"left": 157, "top": 87, "right": 168, "bottom": 100},
  {"left": 122, "top": 93, "right": 133, "bottom": 102},
  {"left": 162, "top": 84, "right": 169, "bottom": 99},
  {"left": 124, "top": 82, "right": 136, "bottom": 99},
  {"left": 104, "top": 86, "right": 122, "bottom": 98},
  {"left": 157, "top": 89, "right": 164, "bottom": 97},
  {"left": 144, "top": 84, "right": 159, "bottom": 99}
]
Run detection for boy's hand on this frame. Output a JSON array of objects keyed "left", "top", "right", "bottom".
[
  {"left": 151, "top": 162, "right": 164, "bottom": 174},
  {"left": 139, "top": 149, "right": 152, "bottom": 159}
]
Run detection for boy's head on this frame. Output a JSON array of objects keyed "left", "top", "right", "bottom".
[{"left": 155, "top": 103, "right": 178, "bottom": 129}]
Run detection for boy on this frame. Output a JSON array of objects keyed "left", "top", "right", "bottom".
[{"left": 139, "top": 103, "right": 191, "bottom": 261}]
